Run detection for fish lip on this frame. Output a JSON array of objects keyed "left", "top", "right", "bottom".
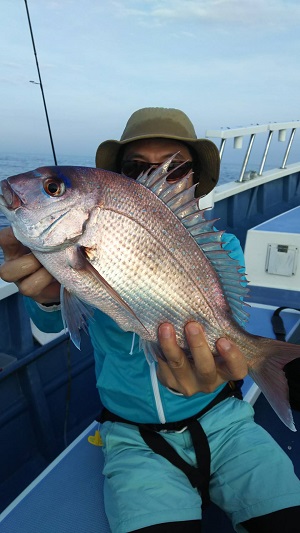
[{"left": 0, "top": 180, "right": 22, "bottom": 210}]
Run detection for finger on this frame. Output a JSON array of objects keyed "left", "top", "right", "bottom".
[
  {"left": 215, "top": 338, "right": 248, "bottom": 380},
  {"left": 156, "top": 357, "right": 180, "bottom": 391},
  {"left": 17, "top": 268, "right": 60, "bottom": 301},
  {"left": 0, "top": 227, "right": 29, "bottom": 260},
  {"left": 185, "top": 322, "right": 217, "bottom": 381},
  {"left": 158, "top": 323, "right": 198, "bottom": 395},
  {"left": 158, "top": 323, "right": 187, "bottom": 368},
  {"left": 31, "top": 280, "right": 61, "bottom": 304},
  {"left": 0, "top": 253, "right": 42, "bottom": 283}
]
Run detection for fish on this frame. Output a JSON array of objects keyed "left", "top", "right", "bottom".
[{"left": 0, "top": 159, "right": 300, "bottom": 431}]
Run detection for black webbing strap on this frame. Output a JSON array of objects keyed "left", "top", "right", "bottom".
[
  {"left": 99, "top": 381, "right": 241, "bottom": 510},
  {"left": 99, "top": 381, "right": 240, "bottom": 430},
  {"left": 139, "top": 417, "right": 211, "bottom": 509},
  {"left": 271, "top": 306, "right": 300, "bottom": 342},
  {"left": 271, "top": 307, "right": 288, "bottom": 341}
]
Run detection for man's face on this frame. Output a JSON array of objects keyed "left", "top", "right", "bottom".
[{"left": 121, "top": 138, "right": 194, "bottom": 186}]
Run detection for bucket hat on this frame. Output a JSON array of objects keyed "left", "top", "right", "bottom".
[{"left": 95, "top": 107, "right": 220, "bottom": 196}]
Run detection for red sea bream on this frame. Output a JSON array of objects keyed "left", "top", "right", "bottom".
[{"left": 0, "top": 159, "right": 300, "bottom": 431}]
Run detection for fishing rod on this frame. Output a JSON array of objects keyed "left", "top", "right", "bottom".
[{"left": 24, "top": 0, "right": 57, "bottom": 165}]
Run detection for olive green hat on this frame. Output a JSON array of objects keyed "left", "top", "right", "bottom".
[{"left": 95, "top": 107, "right": 220, "bottom": 196}]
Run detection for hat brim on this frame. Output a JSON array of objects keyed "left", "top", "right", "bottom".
[{"left": 95, "top": 134, "right": 220, "bottom": 197}]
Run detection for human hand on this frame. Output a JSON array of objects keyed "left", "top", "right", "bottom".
[
  {"left": 0, "top": 227, "right": 61, "bottom": 304},
  {"left": 157, "top": 321, "right": 248, "bottom": 395}
]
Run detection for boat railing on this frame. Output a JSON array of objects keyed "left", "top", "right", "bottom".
[
  {"left": 206, "top": 120, "right": 300, "bottom": 183},
  {"left": 201, "top": 121, "right": 300, "bottom": 250}
]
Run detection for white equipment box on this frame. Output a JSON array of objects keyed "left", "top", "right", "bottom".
[{"left": 244, "top": 206, "right": 300, "bottom": 291}]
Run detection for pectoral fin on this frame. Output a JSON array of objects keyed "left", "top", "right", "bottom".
[
  {"left": 77, "top": 245, "right": 149, "bottom": 335},
  {"left": 60, "top": 285, "right": 94, "bottom": 349}
]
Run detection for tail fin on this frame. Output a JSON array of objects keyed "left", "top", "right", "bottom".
[{"left": 249, "top": 339, "right": 300, "bottom": 432}]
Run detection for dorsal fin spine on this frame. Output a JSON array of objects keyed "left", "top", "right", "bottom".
[{"left": 138, "top": 158, "right": 249, "bottom": 327}]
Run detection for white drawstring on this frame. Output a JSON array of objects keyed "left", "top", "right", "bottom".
[
  {"left": 129, "top": 332, "right": 136, "bottom": 355},
  {"left": 129, "top": 333, "right": 166, "bottom": 423}
]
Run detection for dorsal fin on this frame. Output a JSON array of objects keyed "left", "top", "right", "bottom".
[{"left": 137, "top": 157, "right": 249, "bottom": 327}]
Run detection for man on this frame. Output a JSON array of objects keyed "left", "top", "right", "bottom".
[{"left": 0, "top": 107, "right": 300, "bottom": 532}]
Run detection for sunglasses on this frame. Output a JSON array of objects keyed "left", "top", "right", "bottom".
[{"left": 121, "top": 160, "right": 193, "bottom": 181}]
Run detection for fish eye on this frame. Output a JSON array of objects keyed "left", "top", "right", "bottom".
[{"left": 43, "top": 178, "right": 66, "bottom": 197}]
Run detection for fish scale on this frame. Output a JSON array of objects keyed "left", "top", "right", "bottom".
[
  {"left": 1, "top": 159, "right": 300, "bottom": 431},
  {"left": 87, "top": 202, "right": 226, "bottom": 346}
]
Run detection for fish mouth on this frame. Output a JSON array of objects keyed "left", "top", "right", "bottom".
[{"left": 0, "top": 180, "right": 22, "bottom": 210}]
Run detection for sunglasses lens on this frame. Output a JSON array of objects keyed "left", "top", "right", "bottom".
[
  {"left": 121, "top": 161, "right": 149, "bottom": 179},
  {"left": 166, "top": 162, "right": 193, "bottom": 181},
  {"left": 121, "top": 161, "right": 193, "bottom": 181}
]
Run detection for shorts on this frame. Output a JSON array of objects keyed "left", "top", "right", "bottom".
[{"left": 100, "top": 398, "right": 300, "bottom": 533}]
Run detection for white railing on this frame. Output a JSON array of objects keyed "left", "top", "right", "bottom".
[{"left": 206, "top": 120, "right": 300, "bottom": 182}]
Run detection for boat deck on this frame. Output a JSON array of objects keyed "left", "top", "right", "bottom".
[{"left": 1, "top": 304, "right": 299, "bottom": 533}]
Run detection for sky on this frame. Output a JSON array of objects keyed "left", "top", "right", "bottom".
[{"left": 1, "top": 0, "right": 300, "bottom": 164}]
